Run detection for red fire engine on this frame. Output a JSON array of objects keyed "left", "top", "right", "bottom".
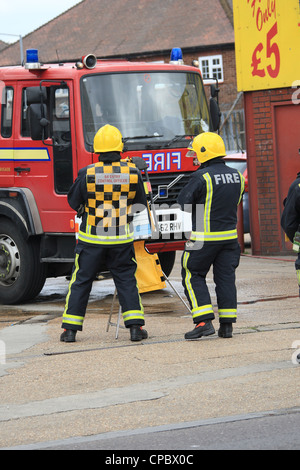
[{"left": 0, "top": 48, "right": 220, "bottom": 304}]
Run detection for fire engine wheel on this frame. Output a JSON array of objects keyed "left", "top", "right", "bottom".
[{"left": 0, "top": 220, "right": 46, "bottom": 305}]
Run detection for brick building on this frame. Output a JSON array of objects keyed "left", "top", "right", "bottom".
[
  {"left": 244, "top": 87, "right": 300, "bottom": 255},
  {"left": 234, "top": 1, "right": 300, "bottom": 255}
]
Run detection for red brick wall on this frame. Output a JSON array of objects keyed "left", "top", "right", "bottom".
[{"left": 244, "top": 87, "right": 296, "bottom": 255}]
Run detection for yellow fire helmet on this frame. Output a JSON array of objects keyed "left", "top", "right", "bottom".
[
  {"left": 93, "top": 124, "right": 124, "bottom": 153},
  {"left": 187, "top": 132, "right": 226, "bottom": 163}
]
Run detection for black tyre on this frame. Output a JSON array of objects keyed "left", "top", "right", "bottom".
[
  {"left": 0, "top": 219, "right": 46, "bottom": 304},
  {"left": 157, "top": 251, "right": 176, "bottom": 277}
]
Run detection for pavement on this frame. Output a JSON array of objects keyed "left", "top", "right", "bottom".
[{"left": 0, "top": 242, "right": 300, "bottom": 450}]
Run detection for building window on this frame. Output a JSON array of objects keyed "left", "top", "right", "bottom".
[{"left": 198, "top": 55, "right": 224, "bottom": 83}]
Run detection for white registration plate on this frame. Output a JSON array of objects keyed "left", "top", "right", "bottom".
[
  {"left": 155, "top": 208, "right": 192, "bottom": 235},
  {"left": 158, "top": 221, "right": 183, "bottom": 233}
]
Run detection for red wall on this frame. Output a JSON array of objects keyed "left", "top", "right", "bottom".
[{"left": 244, "top": 87, "right": 300, "bottom": 255}]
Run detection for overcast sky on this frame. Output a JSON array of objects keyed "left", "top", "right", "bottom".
[{"left": 0, "top": 0, "right": 81, "bottom": 43}]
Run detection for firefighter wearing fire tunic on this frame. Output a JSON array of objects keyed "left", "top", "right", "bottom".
[
  {"left": 60, "top": 125, "right": 148, "bottom": 342},
  {"left": 177, "top": 132, "right": 245, "bottom": 340},
  {"left": 281, "top": 173, "right": 300, "bottom": 365}
]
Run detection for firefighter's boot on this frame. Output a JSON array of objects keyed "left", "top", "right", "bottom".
[
  {"left": 130, "top": 325, "right": 148, "bottom": 342},
  {"left": 218, "top": 323, "right": 233, "bottom": 338},
  {"left": 184, "top": 320, "right": 215, "bottom": 340},
  {"left": 60, "top": 329, "right": 77, "bottom": 342}
]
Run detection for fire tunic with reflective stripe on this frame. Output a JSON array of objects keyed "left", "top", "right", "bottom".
[
  {"left": 177, "top": 158, "right": 245, "bottom": 242},
  {"left": 68, "top": 157, "right": 147, "bottom": 245}
]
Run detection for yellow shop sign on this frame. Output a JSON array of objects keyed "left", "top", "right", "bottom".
[{"left": 233, "top": 0, "right": 300, "bottom": 91}]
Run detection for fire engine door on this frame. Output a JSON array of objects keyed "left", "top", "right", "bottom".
[{"left": 15, "top": 82, "right": 75, "bottom": 233}]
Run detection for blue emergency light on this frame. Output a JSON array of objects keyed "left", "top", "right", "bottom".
[
  {"left": 26, "top": 49, "right": 39, "bottom": 63},
  {"left": 170, "top": 47, "right": 184, "bottom": 64},
  {"left": 25, "top": 49, "right": 41, "bottom": 69}
]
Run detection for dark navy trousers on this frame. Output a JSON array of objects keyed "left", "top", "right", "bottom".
[
  {"left": 62, "top": 240, "right": 144, "bottom": 331},
  {"left": 182, "top": 241, "right": 240, "bottom": 324}
]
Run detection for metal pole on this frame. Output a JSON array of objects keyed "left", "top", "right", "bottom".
[
  {"left": 0, "top": 33, "right": 24, "bottom": 66},
  {"left": 19, "top": 35, "right": 24, "bottom": 66},
  {"left": 161, "top": 270, "right": 192, "bottom": 315}
]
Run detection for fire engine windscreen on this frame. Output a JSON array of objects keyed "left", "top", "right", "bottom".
[{"left": 81, "top": 72, "right": 210, "bottom": 151}]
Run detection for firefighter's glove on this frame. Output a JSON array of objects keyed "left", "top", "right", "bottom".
[
  {"left": 293, "top": 231, "right": 300, "bottom": 252},
  {"left": 77, "top": 204, "right": 85, "bottom": 218}
]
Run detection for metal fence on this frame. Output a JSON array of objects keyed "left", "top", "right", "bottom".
[{"left": 220, "top": 109, "right": 246, "bottom": 152}]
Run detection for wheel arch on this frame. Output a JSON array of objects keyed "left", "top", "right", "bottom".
[{"left": 0, "top": 188, "right": 43, "bottom": 239}]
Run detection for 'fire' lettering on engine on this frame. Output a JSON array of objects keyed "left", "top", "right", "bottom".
[{"left": 142, "top": 151, "right": 181, "bottom": 172}]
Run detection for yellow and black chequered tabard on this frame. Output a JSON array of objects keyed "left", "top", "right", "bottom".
[{"left": 85, "top": 161, "right": 138, "bottom": 236}]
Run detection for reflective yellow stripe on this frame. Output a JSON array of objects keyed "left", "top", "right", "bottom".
[
  {"left": 203, "top": 173, "right": 213, "bottom": 233},
  {"left": 63, "top": 253, "right": 81, "bottom": 322},
  {"left": 122, "top": 310, "right": 144, "bottom": 322},
  {"left": 62, "top": 314, "right": 84, "bottom": 326},
  {"left": 192, "top": 304, "right": 214, "bottom": 321},
  {"left": 0, "top": 149, "right": 13, "bottom": 160},
  {"left": 78, "top": 229, "right": 134, "bottom": 245},
  {"left": 190, "top": 229, "right": 238, "bottom": 242},
  {"left": 237, "top": 171, "right": 245, "bottom": 205},
  {"left": 0, "top": 148, "right": 50, "bottom": 161},
  {"left": 182, "top": 251, "right": 198, "bottom": 310},
  {"left": 218, "top": 308, "right": 237, "bottom": 319}
]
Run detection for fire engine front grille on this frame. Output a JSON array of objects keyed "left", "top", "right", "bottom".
[{"left": 147, "top": 171, "right": 193, "bottom": 207}]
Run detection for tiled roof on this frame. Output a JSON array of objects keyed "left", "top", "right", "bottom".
[
  {"left": 0, "top": 0, "right": 234, "bottom": 66},
  {"left": 0, "top": 40, "right": 8, "bottom": 52}
]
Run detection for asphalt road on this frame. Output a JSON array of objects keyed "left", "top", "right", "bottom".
[{"left": 15, "top": 407, "right": 300, "bottom": 450}]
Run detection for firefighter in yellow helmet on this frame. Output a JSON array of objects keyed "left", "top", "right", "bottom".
[
  {"left": 61, "top": 125, "right": 148, "bottom": 342},
  {"left": 177, "top": 132, "right": 245, "bottom": 340}
]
